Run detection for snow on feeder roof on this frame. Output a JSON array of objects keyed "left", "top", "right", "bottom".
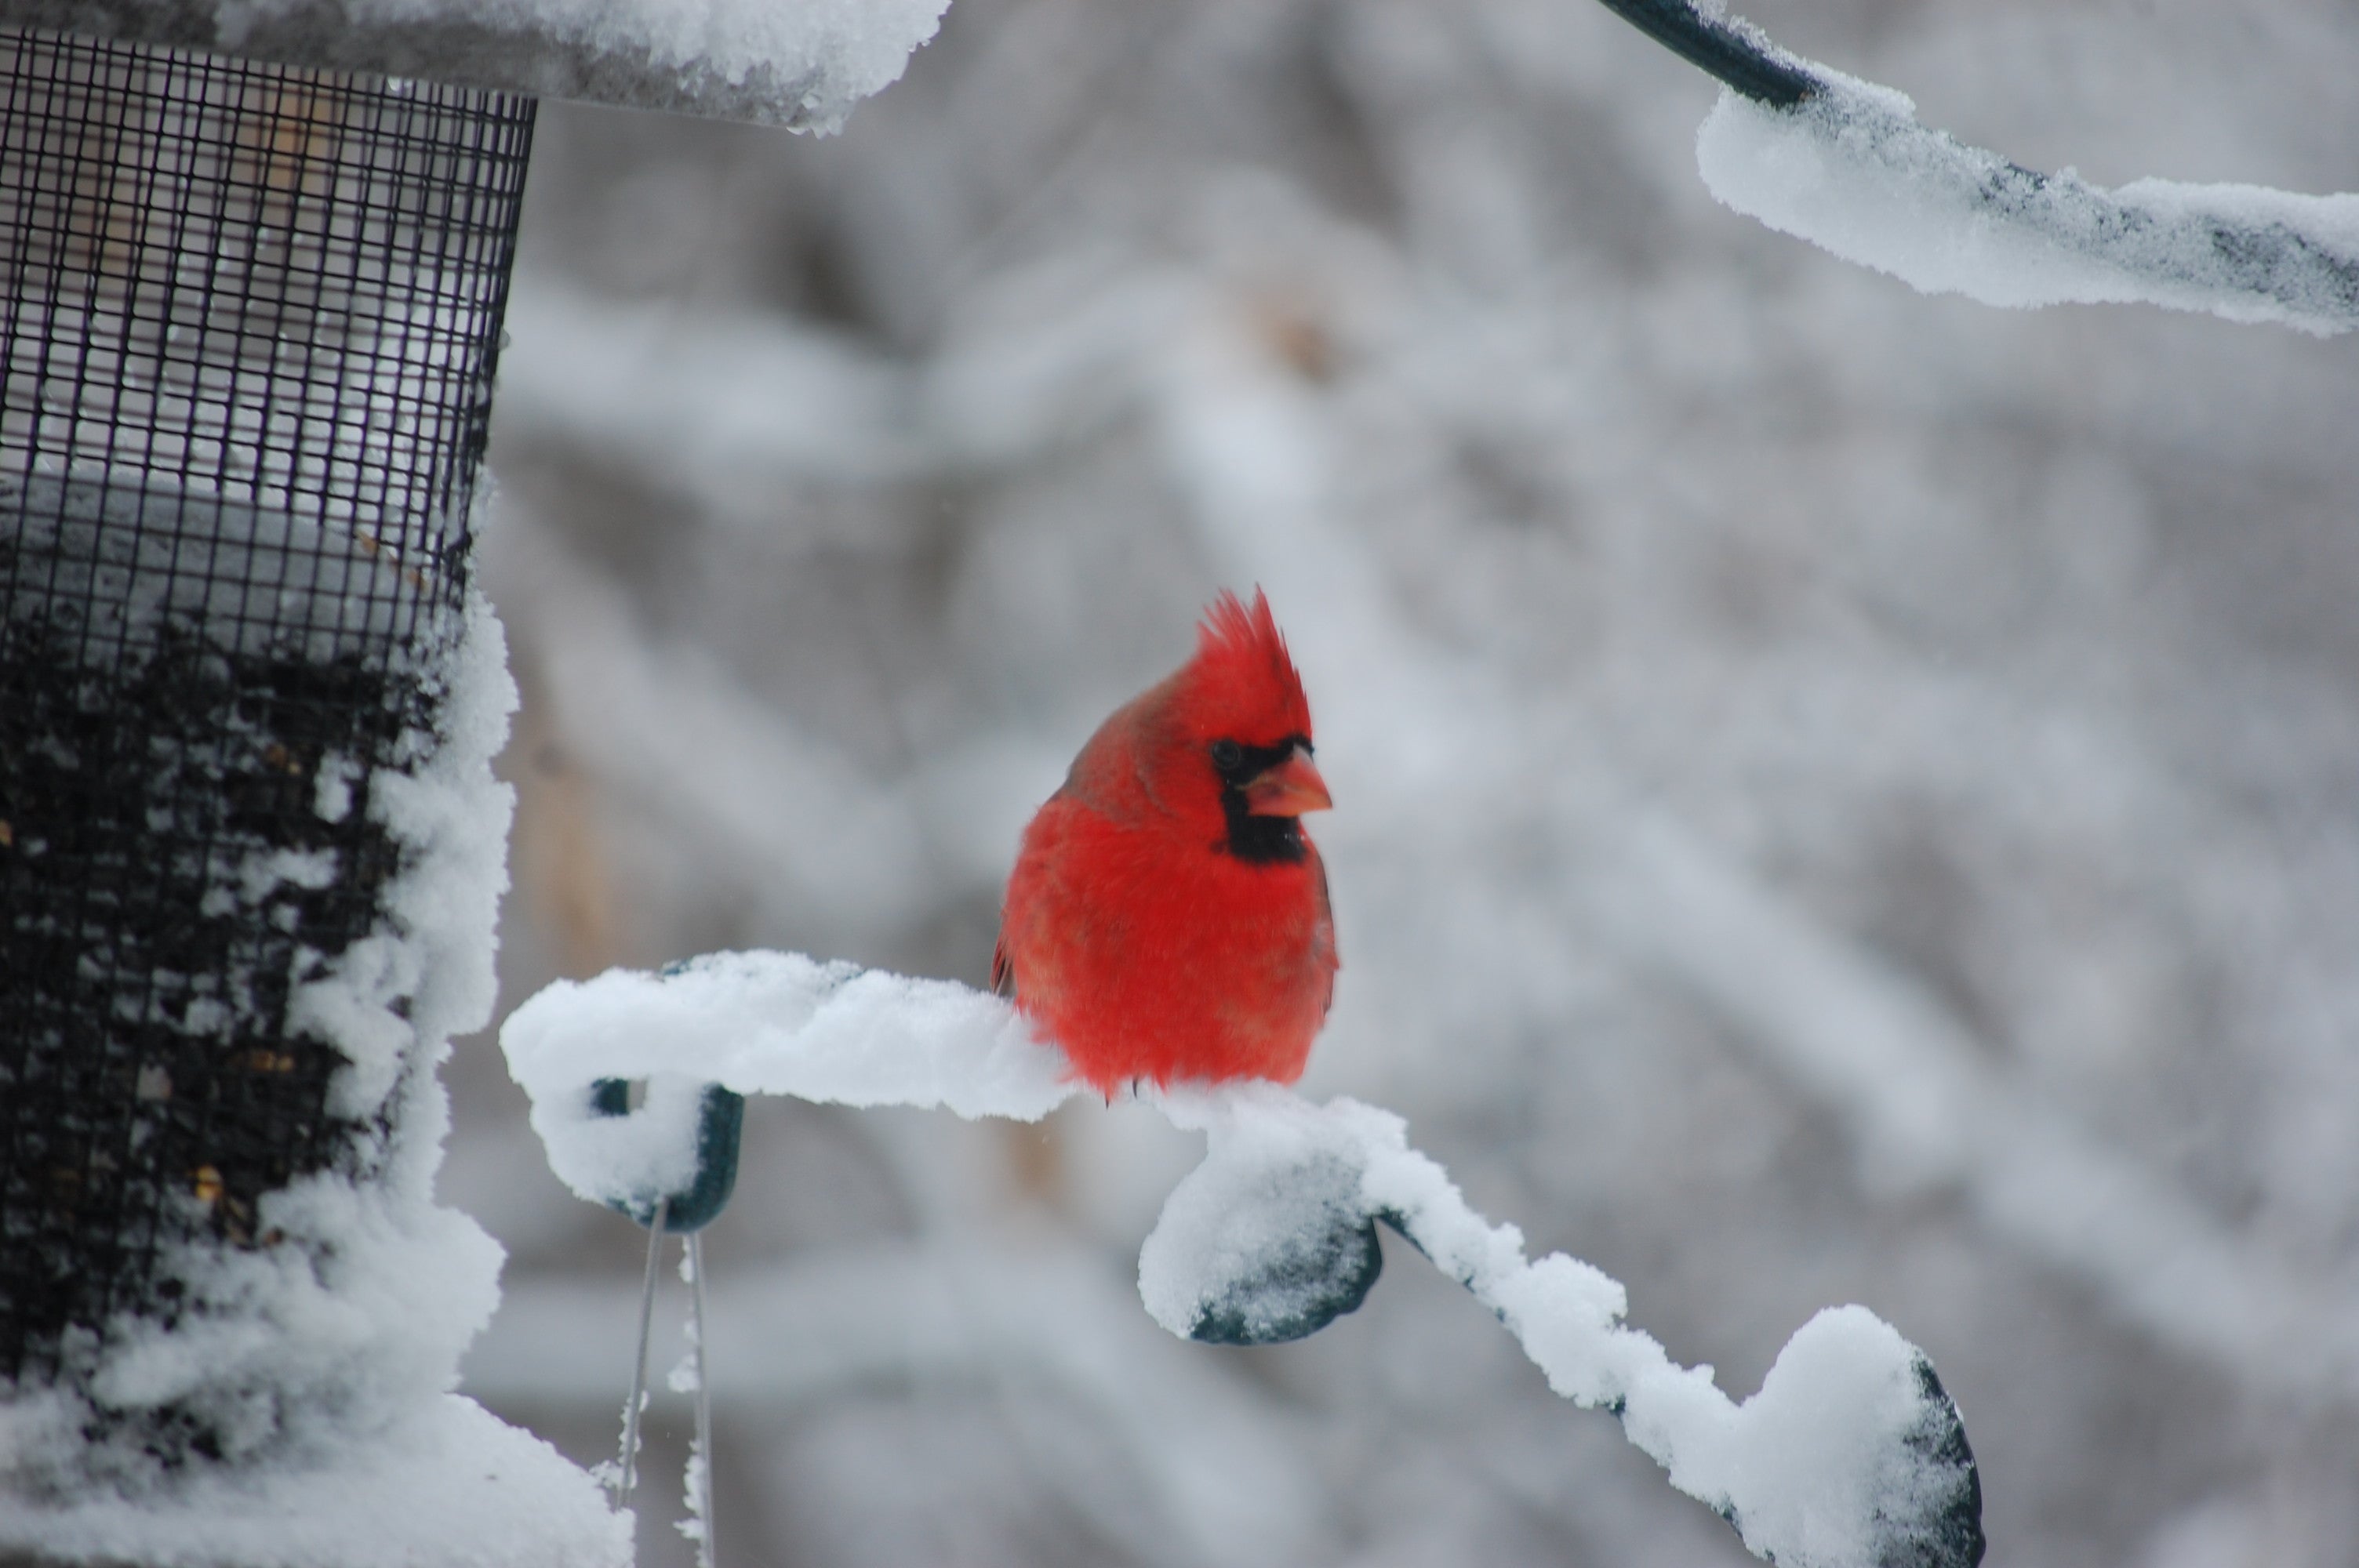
[{"left": 0, "top": 0, "right": 952, "bottom": 129}]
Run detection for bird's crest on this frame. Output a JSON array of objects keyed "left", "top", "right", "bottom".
[{"left": 1185, "top": 588, "right": 1312, "bottom": 739}]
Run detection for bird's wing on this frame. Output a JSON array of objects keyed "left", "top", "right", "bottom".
[
  {"left": 990, "top": 934, "right": 1015, "bottom": 998},
  {"left": 1313, "top": 848, "right": 1337, "bottom": 1020}
]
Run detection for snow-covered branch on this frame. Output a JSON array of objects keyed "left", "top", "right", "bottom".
[
  {"left": 1598, "top": 0, "right": 2359, "bottom": 333},
  {"left": 502, "top": 953, "right": 1985, "bottom": 1568},
  {"left": 1699, "top": 74, "right": 2359, "bottom": 336}
]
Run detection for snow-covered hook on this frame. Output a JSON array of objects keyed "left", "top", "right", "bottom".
[
  {"left": 1140, "top": 1128, "right": 1386, "bottom": 1346},
  {"left": 581, "top": 1067, "right": 736, "bottom": 1566},
  {"left": 587, "top": 1078, "right": 745, "bottom": 1232}
]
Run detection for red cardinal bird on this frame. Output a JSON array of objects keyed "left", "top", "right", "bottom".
[{"left": 994, "top": 590, "right": 1337, "bottom": 1095}]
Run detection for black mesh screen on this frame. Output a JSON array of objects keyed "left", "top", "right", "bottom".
[{"left": 0, "top": 26, "right": 533, "bottom": 1403}]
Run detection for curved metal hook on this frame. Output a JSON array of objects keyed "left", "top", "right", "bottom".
[{"left": 589, "top": 1078, "right": 746, "bottom": 1233}]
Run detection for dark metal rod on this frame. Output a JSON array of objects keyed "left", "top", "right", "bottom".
[{"left": 1590, "top": 0, "right": 1819, "bottom": 107}]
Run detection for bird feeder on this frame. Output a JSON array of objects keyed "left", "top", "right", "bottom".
[
  {"left": 4, "top": 12, "right": 528, "bottom": 1471},
  {"left": 0, "top": 26, "right": 530, "bottom": 1415},
  {"left": 0, "top": 0, "right": 947, "bottom": 1559}
]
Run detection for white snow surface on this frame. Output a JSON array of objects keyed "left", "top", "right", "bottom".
[
  {"left": 503, "top": 956, "right": 1969, "bottom": 1568},
  {"left": 1697, "top": 70, "right": 2359, "bottom": 335},
  {"left": 220, "top": 0, "right": 950, "bottom": 132},
  {"left": 0, "top": 1396, "right": 627, "bottom": 1568}
]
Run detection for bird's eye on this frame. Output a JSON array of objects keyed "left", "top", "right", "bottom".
[{"left": 1210, "top": 739, "right": 1243, "bottom": 771}]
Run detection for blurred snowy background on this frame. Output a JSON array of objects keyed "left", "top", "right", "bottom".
[{"left": 439, "top": 1, "right": 2359, "bottom": 1563}]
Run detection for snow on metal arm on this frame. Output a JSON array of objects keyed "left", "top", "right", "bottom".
[
  {"left": 502, "top": 951, "right": 1985, "bottom": 1568},
  {"left": 1596, "top": 0, "right": 2359, "bottom": 335}
]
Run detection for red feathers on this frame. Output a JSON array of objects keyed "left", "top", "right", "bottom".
[
  {"left": 1178, "top": 590, "right": 1313, "bottom": 743},
  {"left": 994, "top": 590, "right": 1338, "bottom": 1094}
]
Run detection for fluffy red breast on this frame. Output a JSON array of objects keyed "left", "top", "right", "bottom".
[{"left": 994, "top": 590, "right": 1337, "bottom": 1094}]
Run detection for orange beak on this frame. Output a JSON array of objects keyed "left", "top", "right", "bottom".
[{"left": 1241, "top": 746, "right": 1332, "bottom": 818}]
